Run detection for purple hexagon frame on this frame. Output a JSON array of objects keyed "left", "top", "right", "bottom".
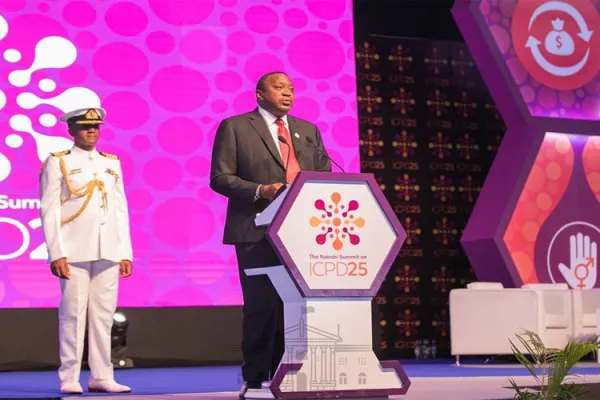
[
  {"left": 459, "top": 124, "right": 599, "bottom": 286},
  {"left": 452, "top": 0, "right": 600, "bottom": 124},
  {"left": 269, "top": 361, "right": 411, "bottom": 399},
  {"left": 265, "top": 171, "right": 407, "bottom": 297},
  {"left": 453, "top": 0, "right": 600, "bottom": 287}
]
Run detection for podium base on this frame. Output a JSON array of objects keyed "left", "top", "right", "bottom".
[
  {"left": 244, "top": 389, "right": 389, "bottom": 400},
  {"left": 244, "top": 389, "right": 275, "bottom": 399}
]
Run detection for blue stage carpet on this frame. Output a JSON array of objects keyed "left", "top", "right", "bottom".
[{"left": 1, "top": 361, "right": 600, "bottom": 399}]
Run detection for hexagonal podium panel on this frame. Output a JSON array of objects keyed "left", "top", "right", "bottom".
[{"left": 266, "top": 172, "right": 407, "bottom": 298}]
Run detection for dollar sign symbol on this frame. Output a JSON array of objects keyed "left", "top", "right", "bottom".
[{"left": 556, "top": 36, "right": 563, "bottom": 49}]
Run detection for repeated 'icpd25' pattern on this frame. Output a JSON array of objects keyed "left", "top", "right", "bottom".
[{"left": 356, "top": 35, "right": 504, "bottom": 358}]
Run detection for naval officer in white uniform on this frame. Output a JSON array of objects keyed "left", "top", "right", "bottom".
[{"left": 39, "top": 107, "right": 133, "bottom": 394}]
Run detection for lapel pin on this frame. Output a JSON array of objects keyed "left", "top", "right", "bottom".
[{"left": 294, "top": 133, "right": 300, "bottom": 139}]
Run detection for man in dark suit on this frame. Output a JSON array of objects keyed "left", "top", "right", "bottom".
[{"left": 209, "top": 71, "right": 331, "bottom": 398}]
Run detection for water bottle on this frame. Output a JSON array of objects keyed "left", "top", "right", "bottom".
[
  {"left": 422, "top": 339, "right": 431, "bottom": 359},
  {"left": 431, "top": 340, "right": 437, "bottom": 359},
  {"left": 414, "top": 339, "right": 422, "bottom": 359}
]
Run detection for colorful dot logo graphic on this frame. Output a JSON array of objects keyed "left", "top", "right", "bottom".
[{"left": 309, "top": 192, "right": 365, "bottom": 251}]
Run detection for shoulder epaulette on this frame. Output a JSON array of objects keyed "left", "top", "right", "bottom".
[
  {"left": 50, "top": 150, "right": 70, "bottom": 157},
  {"left": 99, "top": 151, "right": 119, "bottom": 160},
  {"left": 40, "top": 151, "right": 63, "bottom": 177}
]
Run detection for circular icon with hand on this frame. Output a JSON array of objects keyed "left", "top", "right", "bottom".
[{"left": 558, "top": 233, "right": 597, "bottom": 289}]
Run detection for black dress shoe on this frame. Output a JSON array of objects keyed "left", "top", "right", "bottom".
[{"left": 239, "top": 381, "right": 262, "bottom": 399}]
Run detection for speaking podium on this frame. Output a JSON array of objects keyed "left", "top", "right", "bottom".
[{"left": 245, "top": 171, "right": 411, "bottom": 399}]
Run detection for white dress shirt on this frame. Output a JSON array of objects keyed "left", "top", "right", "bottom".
[
  {"left": 258, "top": 106, "right": 290, "bottom": 156},
  {"left": 254, "top": 107, "right": 292, "bottom": 201}
]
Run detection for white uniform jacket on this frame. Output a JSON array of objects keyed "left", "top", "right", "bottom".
[{"left": 39, "top": 146, "right": 133, "bottom": 264}]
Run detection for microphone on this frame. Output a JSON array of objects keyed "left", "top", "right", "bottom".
[
  {"left": 278, "top": 135, "right": 291, "bottom": 185},
  {"left": 305, "top": 136, "right": 345, "bottom": 173}
]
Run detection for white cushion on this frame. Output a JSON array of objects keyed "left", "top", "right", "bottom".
[
  {"left": 545, "top": 313, "right": 569, "bottom": 328},
  {"left": 522, "top": 283, "right": 569, "bottom": 290},
  {"left": 467, "top": 282, "right": 504, "bottom": 290},
  {"left": 583, "top": 313, "right": 597, "bottom": 328}
]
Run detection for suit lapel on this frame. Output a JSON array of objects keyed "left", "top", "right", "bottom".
[
  {"left": 287, "top": 116, "right": 306, "bottom": 169},
  {"left": 288, "top": 117, "right": 298, "bottom": 147},
  {"left": 248, "top": 109, "right": 284, "bottom": 169}
]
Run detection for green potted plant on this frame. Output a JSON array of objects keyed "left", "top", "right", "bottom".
[{"left": 508, "top": 330, "right": 599, "bottom": 399}]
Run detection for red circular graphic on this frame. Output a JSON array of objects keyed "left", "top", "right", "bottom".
[{"left": 512, "top": 0, "right": 600, "bottom": 90}]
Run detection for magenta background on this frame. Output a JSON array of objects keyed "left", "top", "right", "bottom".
[
  {"left": 479, "top": 0, "right": 600, "bottom": 121},
  {"left": 0, "top": 0, "right": 359, "bottom": 308}
]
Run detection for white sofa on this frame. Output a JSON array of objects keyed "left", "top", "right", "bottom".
[
  {"left": 572, "top": 289, "right": 600, "bottom": 339},
  {"left": 571, "top": 289, "right": 600, "bottom": 362},
  {"left": 449, "top": 282, "right": 573, "bottom": 365}
]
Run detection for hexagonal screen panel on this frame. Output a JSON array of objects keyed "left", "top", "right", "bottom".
[
  {"left": 266, "top": 172, "right": 406, "bottom": 297},
  {"left": 454, "top": 0, "right": 600, "bottom": 121},
  {"left": 503, "top": 132, "right": 600, "bottom": 289}
]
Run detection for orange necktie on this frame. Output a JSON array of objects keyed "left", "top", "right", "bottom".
[{"left": 276, "top": 118, "right": 301, "bottom": 183}]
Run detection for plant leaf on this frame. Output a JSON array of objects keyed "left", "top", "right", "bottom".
[
  {"left": 508, "top": 330, "right": 600, "bottom": 398},
  {"left": 547, "top": 335, "right": 599, "bottom": 396}
]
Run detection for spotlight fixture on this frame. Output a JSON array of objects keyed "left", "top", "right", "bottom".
[{"left": 111, "top": 311, "right": 134, "bottom": 369}]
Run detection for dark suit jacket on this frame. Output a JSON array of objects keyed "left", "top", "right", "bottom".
[{"left": 210, "top": 108, "right": 332, "bottom": 244}]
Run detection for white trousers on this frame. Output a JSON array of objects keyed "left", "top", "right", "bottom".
[{"left": 58, "top": 260, "right": 119, "bottom": 383}]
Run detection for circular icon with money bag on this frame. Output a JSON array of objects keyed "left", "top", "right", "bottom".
[{"left": 511, "top": 0, "right": 600, "bottom": 91}]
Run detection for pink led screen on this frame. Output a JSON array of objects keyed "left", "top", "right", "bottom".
[{"left": 0, "top": 0, "right": 359, "bottom": 308}]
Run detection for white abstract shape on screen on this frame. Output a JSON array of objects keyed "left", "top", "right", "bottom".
[
  {"left": 9, "top": 115, "right": 73, "bottom": 162},
  {"left": 39, "top": 78, "right": 56, "bottom": 93},
  {"left": 4, "top": 49, "right": 21, "bottom": 63},
  {"left": 0, "top": 89, "right": 6, "bottom": 111},
  {"left": 0, "top": 15, "right": 8, "bottom": 41},
  {"left": 6, "top": 134, "right": 23, "bottom": 149},
  {"left": 17, "top": 87, "right": 101, "bottom": 112},
  {"left": 8, "top": 36, "right": 76, "bottom": 87},
  {"left": 0, "top": 19, "right": 100, "bottom": 179},
  {"left": 0, "top": 152, "right": 11, "bottom": 182},
  {"left": 39, "top": 113, "right": 57, "bottom": 127}
]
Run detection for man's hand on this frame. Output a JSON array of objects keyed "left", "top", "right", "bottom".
[
  {"left": 50, "top": 258, "right": 70, "bottom": 279},
  {"left": 119, "top": 260, "right": 133, "bottom": 278},
  {"left": 260, "top": 183, "right": 284, "bottom": 201}
]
